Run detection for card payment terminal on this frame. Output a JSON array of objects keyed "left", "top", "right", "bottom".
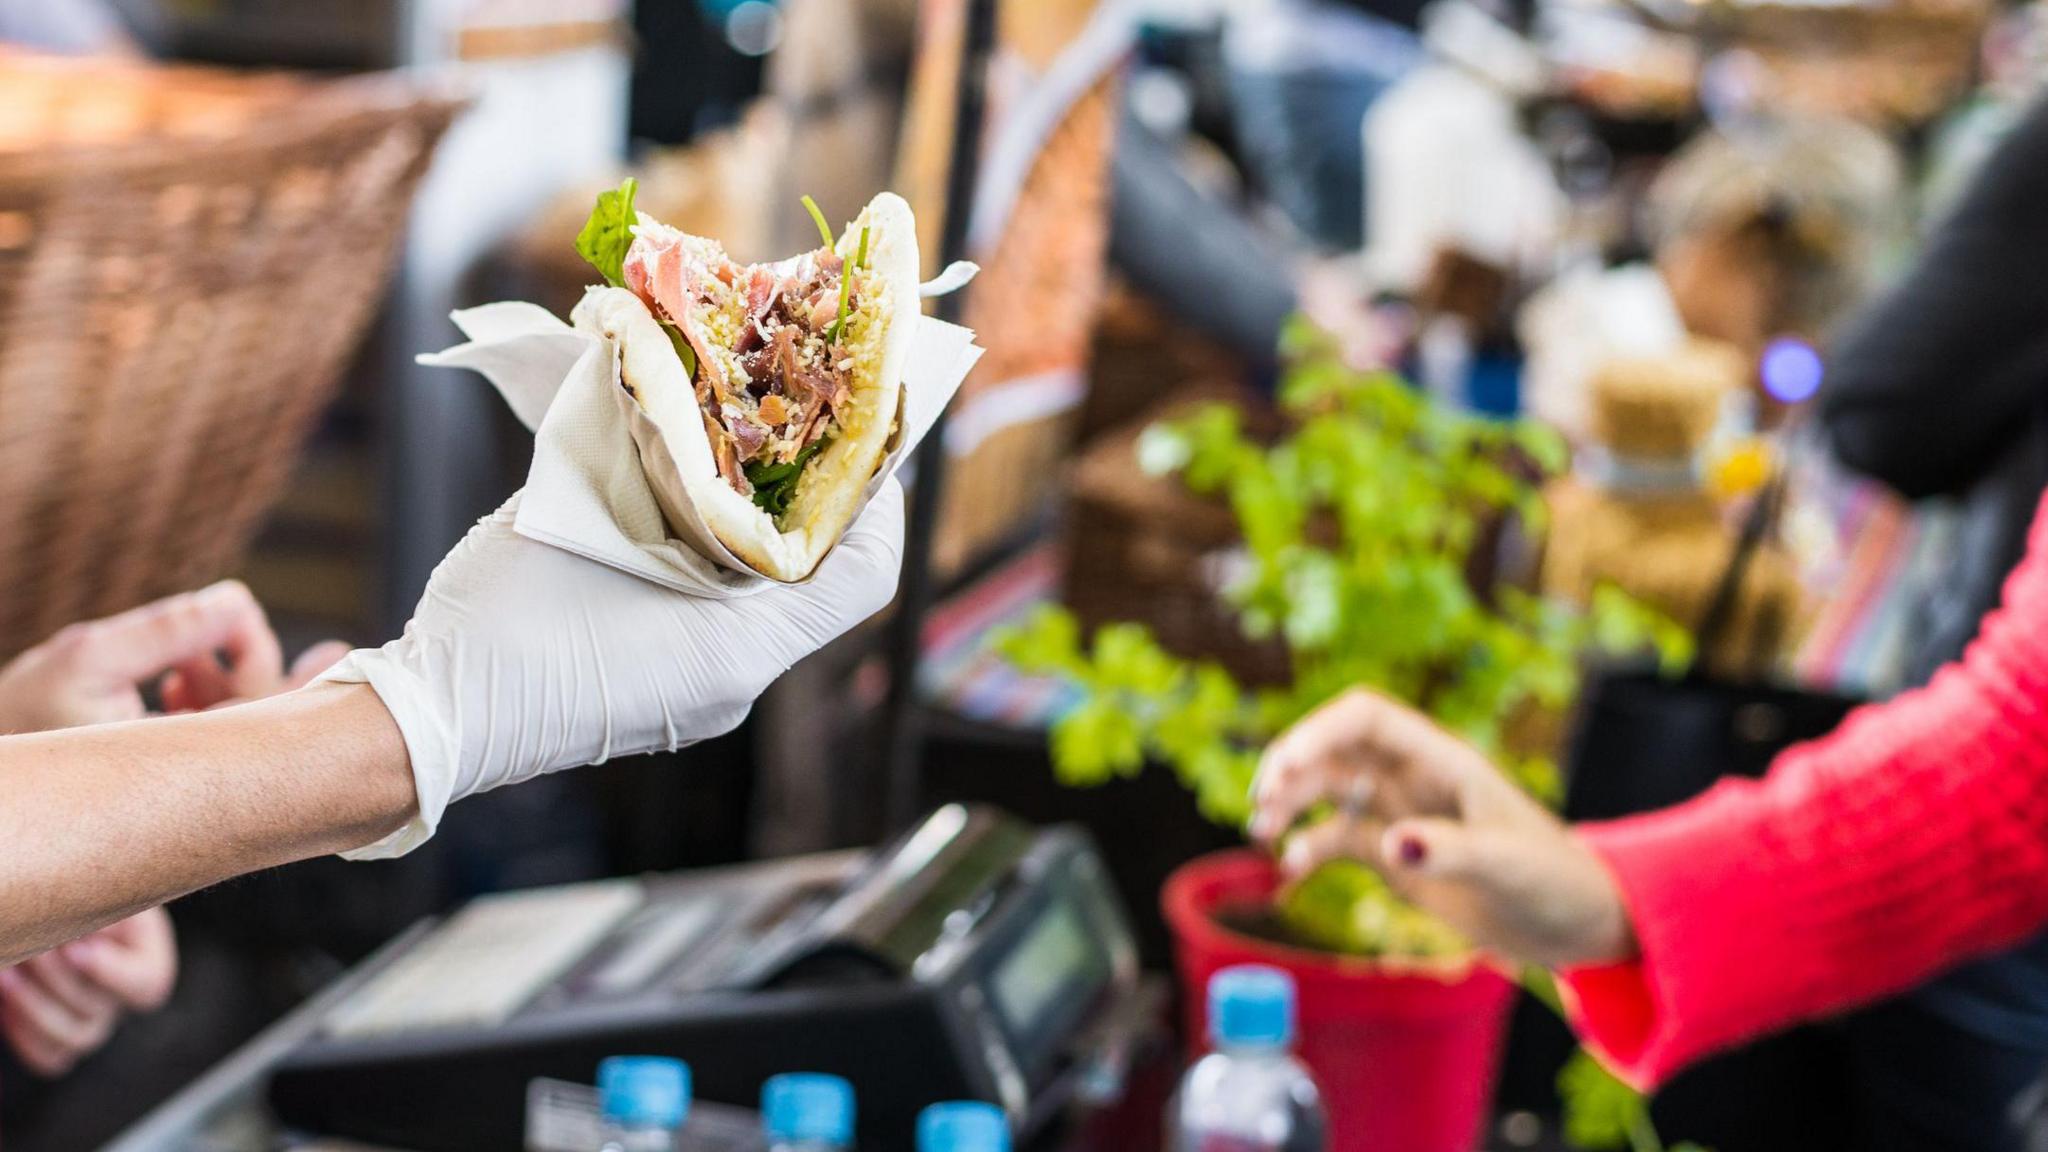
[{"left": 264, "top": 806, "right": 1139, "bottom": 1151}]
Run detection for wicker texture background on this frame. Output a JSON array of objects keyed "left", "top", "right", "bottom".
[
  {"left": 933, "top": 72, "right": 1119, "bottom": 574},
  {"left": 0, "top": 50, "right": 308, "bottom": 150},
  {"left": 1063, "top": 400, "right": 1291, "bottom": 688},
  {"left": 0, "top": 58, "right": 463, "bottom": 658}
]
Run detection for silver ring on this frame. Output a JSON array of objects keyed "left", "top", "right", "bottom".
[{"left": 1339, "top": 773, "right": 1372, "bottom": 821}]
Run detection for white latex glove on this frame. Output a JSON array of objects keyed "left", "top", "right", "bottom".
[{"left": 321, "top": 481, "right": 905, "bottom": 859}]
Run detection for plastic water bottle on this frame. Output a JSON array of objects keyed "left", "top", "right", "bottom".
[
  {"left": 762, "top": 1073, "right": 855, "bottom": 1151},
  {"left": 915, "top": 1102, "right": 1009, "bottom": 1152},
  {"left": 598, "top": 1056, "right": 690, "bottom": 1152},
  {"left": 1168, "top": 966, "right": 1328, "bottom": 1152}
]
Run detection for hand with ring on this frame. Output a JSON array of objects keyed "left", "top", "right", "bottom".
[{"left": 1249, "top": 687, "right": 1638, "bottom": 969}]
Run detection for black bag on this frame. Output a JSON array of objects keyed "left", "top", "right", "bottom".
[
  {"left": 1565, "top": 473, "right": 1863, "bottom": 820},
  {"left": 1559, "top": 472, "right": 1866, "bottom": 1151}
]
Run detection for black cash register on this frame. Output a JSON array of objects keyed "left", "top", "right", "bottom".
[{"left": 264, "top": 806, "right": 1140, "bottom": 1152}]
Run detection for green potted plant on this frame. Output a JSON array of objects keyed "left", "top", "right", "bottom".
[{"left": 996, "top": 320, "right": 1691, "bottom": 1152}]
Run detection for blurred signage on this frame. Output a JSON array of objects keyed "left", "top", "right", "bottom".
[{"left": 453, "top": 0, "right": 627, "bottom": 60}]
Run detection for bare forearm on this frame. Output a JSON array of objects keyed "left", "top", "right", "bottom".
[{"left": 0, "top": 683, "right": 414, "bottom": 960}]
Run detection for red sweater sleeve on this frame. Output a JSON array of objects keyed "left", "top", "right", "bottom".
[{"left": 1555, "top": 492, "right": 2048, "bottom": 1089}]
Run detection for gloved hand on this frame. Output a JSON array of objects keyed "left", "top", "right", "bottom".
[{"left": 323, "top": 481, "right": 905, "bottom": 858}]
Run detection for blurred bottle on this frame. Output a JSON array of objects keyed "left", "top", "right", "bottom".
[
  {"left": 762, "top": 1073, "right": 855, "bottom": 1152},
  {"left": 915, "top": 1102, "right": 1010, "bottom": 1152},
  {"left": 599, "top": 1056, "right": 691, "bottom": 1152},
  {"left": 1168, "top": 965, "right": 1328, "bottom": 1152}
]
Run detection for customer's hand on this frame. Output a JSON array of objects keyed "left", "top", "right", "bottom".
[
  {"left": 0, "top": 908, "right": 175, "bottom": 1077},
  {"left": 162, "top": 633, "right": 350, "bottom": 715},
  {"left": 324, "top": 481, "right": 907, "bottom": 857},
  {"left": 0, "top": 582, "right": 347, "bottom": 733},
  {"left": 1251, "top": 688, "right": 1637, "bottom": 969}
]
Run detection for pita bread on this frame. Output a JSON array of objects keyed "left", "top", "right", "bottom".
[{"left": 573, "top": 192, "right": 920, "bottom": 581}]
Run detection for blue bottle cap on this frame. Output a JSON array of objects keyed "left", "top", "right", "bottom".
[
  {"left": 916, "top": 1101, "right": 1010, "bottom": 1152},
  {"left": 762, "top": 1072, "right": 855, "bottom": 1145},
  {"left": 598, "top": 1056, "right": 691, "bottom": 1129},
  {"left": 1208, "top": 964, "right": 1296, "bottom": 1049}
]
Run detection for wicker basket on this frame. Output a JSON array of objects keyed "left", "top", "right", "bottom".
[
  {"left": 930, "top": 69, "right": 1121, "bottom": 575},
  {"left": 1061, "top": 395, "right": 1289, "bottom": 686},
  {"left": 0, "top": 49, "right": 313, "bottom": 151},
  {"left": 1076, "top": 284, "right": 1250, "bottom": 447},
  {"left": 0, "top": 57, "right": 465, "bottom": 658},
  {"left": 892, "top": 0, "right": 1123, "bottom": 577}
]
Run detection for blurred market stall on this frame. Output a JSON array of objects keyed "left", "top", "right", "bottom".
[{"left": 6, "top": 0, "right": 2046, "bottom": 1148}]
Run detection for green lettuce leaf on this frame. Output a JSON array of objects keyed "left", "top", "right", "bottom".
[
  {"left": 744, "top": 440, "right": 826, "bottom": 519},
  {"left": 662, "top": 321, "right": 698, "bottom": 379},
  {"left": 570, "top": 177, "right": 697, "bottom": 379},
  {"left": 575, "top": 177, "right": 639, "bottom": 288}
]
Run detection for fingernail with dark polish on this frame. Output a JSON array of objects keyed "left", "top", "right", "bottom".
[{"left": 1397, "top": 835, "right": 1427, "bottom": 867}]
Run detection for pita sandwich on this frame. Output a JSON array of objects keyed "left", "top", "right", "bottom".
[{"left": 571, "top": 184, "right": 919, "bottom": 581}]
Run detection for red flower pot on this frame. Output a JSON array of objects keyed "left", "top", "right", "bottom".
[{"left": 1162, "top": 850, "right": 1516, "bottom": 1152}]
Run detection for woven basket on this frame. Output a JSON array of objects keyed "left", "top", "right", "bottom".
[
  {"left": 0, "top": 57, "right": 464, "bottom": 658},
  {"left": 892, "top": 0, "right": 1122, "bottom": 578},
  {"left": 0, "top": 49, "right": 311, "bottom": 151},
  {"left": 927, "top": 72, "right": 1120, "bottom": 575},
  {"left": 1076, "top": 284, "right": 1249, "bottom": 447},
  {"left": 1062, "top": 395, "right": 1290, "bottom": 686}
]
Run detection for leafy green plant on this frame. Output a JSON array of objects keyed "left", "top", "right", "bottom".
[
  {"left": 994, "top": 317, "right": 1699, "bottom": 1147},
  {"left": 575, "top": 176, "right": 639, "bottom": 289},
  {"left": 1525, "top": 972, "right": 1707, "bottom": 1152},
  {"left": 998, "top": 317, "right": 1687, "bottom": 909},
  {"left": 1555, "top": 1052, "right": 1708, "bottom": 1152}
]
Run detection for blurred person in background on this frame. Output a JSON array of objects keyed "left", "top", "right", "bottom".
[
  {"left": 1251, "top": 91, "right": 2048, "bottom": 1152},
  {"left": 1811, "top": 90, "right": 2048, "bottom": 1151},
  {"left": 1822, "top": 94, "right": 2048, "bottom": 701},
  {"left": 1248, "top": 494, "right": 2048, "bottom": 1140},
  {"left": 1220, "top": 0, "right": 1422, "bottom": 252}
]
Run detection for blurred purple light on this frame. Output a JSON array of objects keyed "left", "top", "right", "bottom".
[{"left": 1761, "top": 338, "right": 1824, "bottom": 404}]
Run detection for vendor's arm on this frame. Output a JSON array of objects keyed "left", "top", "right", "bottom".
[
  {"left": 0, "top": 683, "right": 412, "bottom": 962},
  {"left": 0, "top": 581, "right": 346, "bottom": 1070},
  {"left": 1820, "top": 96, "right": 2048, "bottom": 499},
  {"left": 1250, "top": 491, "right": 2048, "bottom": 1087},
  {"left": 0, "top": 482, "right": 903, "bottom": 960}
]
